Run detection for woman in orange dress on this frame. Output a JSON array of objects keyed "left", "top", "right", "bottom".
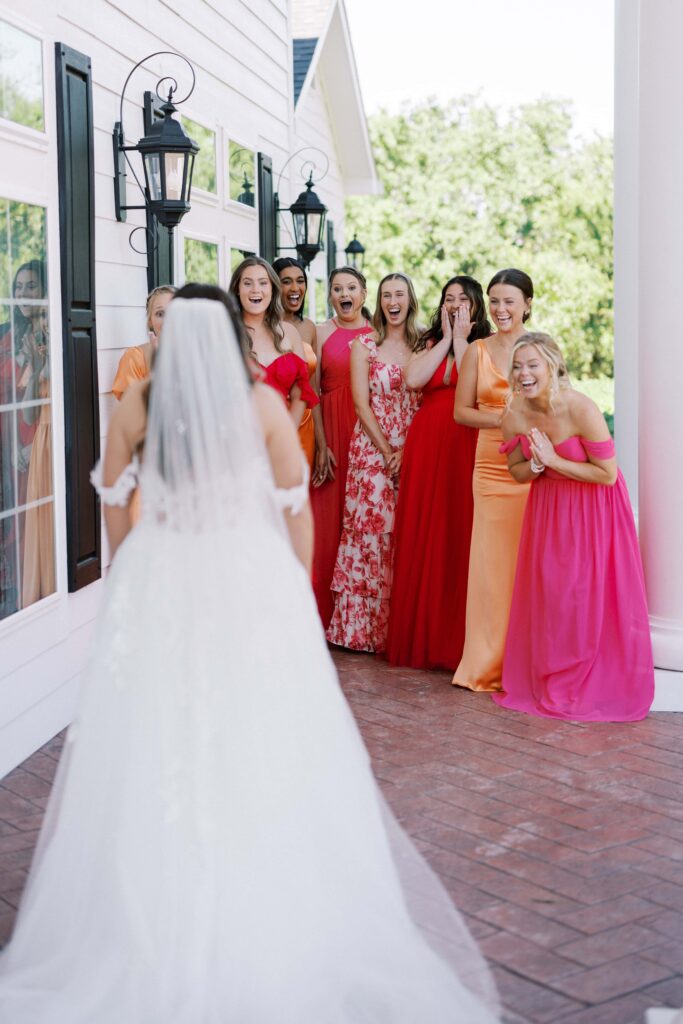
[
  {"left": 111, "top": 285, "right": 175, "bottom": 400},
  {"left": 452, "top": 269, "right": 533, "bottom": 692},
  {"left": 273, "top": 258, "right": 319, "bottom": 471}
]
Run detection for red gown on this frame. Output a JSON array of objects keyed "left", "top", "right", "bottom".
[
  {"left": 310, "top": 323, "right": 374, "bottom": 627},
  {"left": 386, "top": 356, "right": 477, "bottom": 670}
]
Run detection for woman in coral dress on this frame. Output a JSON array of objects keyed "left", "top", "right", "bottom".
[
  {"left": 386, "top": 276, "right": 488, "bottom": 670},
  {"left": 494, "top": 333, "right": 654, "bottom": 721},
  {"left": 273, "top": 257, "right": 320, "bottom": 471},
  {"left": 452, "top": 269, "right": 533, "bottom": 691},
  {"left": 111, "top": 286, "right": 175, "bottom": 400},
  {"left": 327, "top": 273, "right": 420, "bottom": 653},
  {"left": 310, "top": 266, "right": 373, "bottom": 626},
  {"left": 230, "top": 257, "right": 318, "bottom": 440}
]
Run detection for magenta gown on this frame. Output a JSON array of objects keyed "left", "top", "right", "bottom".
[{"left": 493, "top": 435, "right": 654, "bottom": 722}]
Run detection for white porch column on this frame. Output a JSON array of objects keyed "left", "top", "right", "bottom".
[{"left": 616, "top": 0, "right": 683, "bottom": 708}]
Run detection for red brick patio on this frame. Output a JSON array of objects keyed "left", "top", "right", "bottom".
[{"left": 1, "top": 650, "right": 683, "bottom": 1023}]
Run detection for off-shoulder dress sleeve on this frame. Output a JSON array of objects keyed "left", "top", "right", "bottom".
[{"left": 581, "top": 437, "right": 616, "bottom": 459}]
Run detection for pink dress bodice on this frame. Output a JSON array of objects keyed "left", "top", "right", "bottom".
[
  {"left": 320, "top": 324, "right": 373, "bottom": 394},
  {"left": 500, "top": 435, "right": 615, "bottom": 480}
]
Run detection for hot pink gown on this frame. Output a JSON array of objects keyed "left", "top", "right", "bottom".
[{"left": 494, "top": 435, "right": 654, "bottom": 722}]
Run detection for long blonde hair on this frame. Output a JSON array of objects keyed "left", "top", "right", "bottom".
[
  {"left": 373, "top": 273, "right": 421, "bottom": 350},
  {"left": 509, "top": 332, "right": 571, "bottom": 399}
]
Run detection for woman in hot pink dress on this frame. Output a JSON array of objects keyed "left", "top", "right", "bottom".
[
  {"left": 494, "top": 333, "right": 654, "bottom": 722},
  {"left": 311, "top": 267, "right": 373, "bottom": 626},
  {"left": 327, "top": 273, "right": 420, "bottom": 653}
]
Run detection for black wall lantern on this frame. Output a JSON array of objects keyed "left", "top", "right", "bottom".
[
  {"left": 274, "top": 149, "right": 329, "bottom": 269},
  {"left": 344, "top": 234, "right": 366, "bottom": 272},
  {"left": 113, "top": 51, "right": 199, "bottom": 253}
]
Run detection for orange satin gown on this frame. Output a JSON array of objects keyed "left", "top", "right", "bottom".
[
  {"left": 111, "top": 345, "right": 148, "bottom": 525},
  {"left": 297, "top": 341, "right": 317, "bottom": 471},
  {"left": 452, "top": 339, "right": 530, "bottom": 692}
]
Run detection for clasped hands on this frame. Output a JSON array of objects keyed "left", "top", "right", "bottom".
[
  {"left": 528, "top": 427, "right": 557, "bottom": 469},
  {"left": 312, "top": 445, "right": 336, "bottom": 487},
  {"left": 383, "top": 446, "right": 403, "bottom": 478}
]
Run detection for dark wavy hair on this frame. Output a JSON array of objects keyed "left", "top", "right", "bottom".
[
  {"left": 328, "top": 265, "right": 372, "bottom": 322},
  {"left": 487, "top": 268, "right": 534, "bottom": 323},
  {"left": 272, "top": 257, "right": 308, "bottom": 321},
  {"left": 373, "top": 272, "right": 422, "bottom": 351},
  {"left": 229, "top": 256, "right": 286, "bottom": 351},
  {"left": 416, "top": 275, "right": 490, "bottom": 353},
  {"left": 12, "top": 259, "right": 47, "bottom": 349}
]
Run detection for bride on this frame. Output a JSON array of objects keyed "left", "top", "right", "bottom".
[{"left": 0, "top": 291, "right": 500, "bottom": 1023}]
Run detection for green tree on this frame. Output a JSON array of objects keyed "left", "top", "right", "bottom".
[{"left": 347, "top": 98, "right": 613, "bottom": 377}]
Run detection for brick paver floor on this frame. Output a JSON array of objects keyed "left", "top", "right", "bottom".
[{"left": 2, "top": 650, "right": 683, "bottom": 1023}]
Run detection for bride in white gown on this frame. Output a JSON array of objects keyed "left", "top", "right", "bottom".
[{"left": 0, "top": 295, "right": 500, "bottom": 1023}]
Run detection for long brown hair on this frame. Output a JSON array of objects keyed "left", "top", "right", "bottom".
[
  {"left": 416, "top": 275, "right": 490, "bottom": 352},
  {"left": 328, "top": 265, "right": 372, "bottom": 322},
  {"left": 373, "top": 272, "right": 421, "bottom": 350},
  {"left": 229, "top": 256, "right": 286, "bottom": 352}
]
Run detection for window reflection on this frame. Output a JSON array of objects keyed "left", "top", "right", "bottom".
[
  {"left": 183, "top": 117, "right": 216, "bottom": 195},
  {"left": 184, "top": 237, "right": 219, "bottom": 285},
  {"left": 0, "top": 200, "right": 55, "bottom": 620},
  {"left": 0, "top": 20, "right": 44, "bottom": 131},
  {"left": 228, "top": 142, "right": 256, "bottom": 206}
]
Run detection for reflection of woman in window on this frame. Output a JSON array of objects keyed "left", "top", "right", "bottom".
[
  {"left": 0, "top": 259, "right": 46, "bottom": 618},
  {"left": 22, "top": 306, "right": 55, "bottom": 607}
]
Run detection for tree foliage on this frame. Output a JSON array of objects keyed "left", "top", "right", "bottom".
[{"left": 347, "top": 98, "right": 613, "bottom": 378}]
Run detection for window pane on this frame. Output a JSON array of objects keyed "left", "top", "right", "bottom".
[
  {"left": 230, "top": 249, "right": 255, "bottom": 275},
  {"left": 183, "top": 117, "right": 216, "bottom": 195},
  {"left": 184, "top": 238, "right": 219, "bottom": 285},
  {"left": 0, "top": 20, "right": 44, "bottom": 131},
  {"left": 228, "top": 142, "right": 256, "bottom": 206},
  {"left": 19, "top": 500, "right": 55, "bottom": 608},
  {"left": 0, "top": 199, "right": 54, "bottom": 621}
]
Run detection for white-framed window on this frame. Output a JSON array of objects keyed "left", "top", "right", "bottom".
[
  {"left": 227, "top": 139, "right": 257, "bottom": 210},
  {"left": 182, "top": 114, "right": 217, "bottom": 198},
  {"left": 0, "top": 16, "right": 44, "bottom": 133},
  {"left": 183, "top": 234, "right": 221, "bottom": 286}
]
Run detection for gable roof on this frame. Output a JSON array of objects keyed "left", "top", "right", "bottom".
[
  {"left": 293, "top": 37, "right": 317, "bottom": 106},
  {"left": 291, "top": 0, "right": 380, "bottom": 195}
]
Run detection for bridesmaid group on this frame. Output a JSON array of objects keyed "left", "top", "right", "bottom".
[{"left": 113, "top": 260, "right": 654, "bottom": 724}]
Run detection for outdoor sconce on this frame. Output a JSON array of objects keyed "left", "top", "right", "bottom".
[
  {"left": 344, "top": 235, "right": 366, "bottom": 272},
  {"left": 113, "top": 51, "right": 199, "bottom": 250},
  {"left": 275, "top": 149, "right": 329, "bottom": 269},
  {"left": 237, "top": 173, "right": 255, "bottom": 208}
]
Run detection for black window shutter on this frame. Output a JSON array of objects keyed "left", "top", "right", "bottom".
[
  {"left": 257, "top": 153, "right": 276, "bottom": 264},
  {"left": 326, "top": 221, "right": 336, "bottom": 278},
  {"left": 55, "top": 43, "right": 101, "bottom": 591},
  {"left": 144, "top": 91, "right": 174, "bottom": 289}
]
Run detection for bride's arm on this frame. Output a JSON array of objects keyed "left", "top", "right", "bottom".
[
  {"left": 101, "top": 383, "right": 146, "bottom": 558},
  {"left": 253, "top": 383, "right": 313, "bottom": 574}
]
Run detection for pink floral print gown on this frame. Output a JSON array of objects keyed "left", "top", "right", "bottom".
[{"left": 327, "top": 335, "right": 420, "bottom": 652}]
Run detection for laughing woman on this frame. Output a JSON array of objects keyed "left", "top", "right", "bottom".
[
  {"left": 310, "top": 267, "right": 374, "bottom": 627},
  {"left": 327, "top": 273, "right": 420, "bottom": 653},
  {"left": 229, "top": 257, "right": 318, "bottom": 436},
  {"left": 494, "top": 333, "right": 653, "bottom": 721},
  {"left": 452, "top": 268, "right": 532, "bottom": 692},
  {"left": 273, "top": 257, "right": 319, "bottom": 471}
]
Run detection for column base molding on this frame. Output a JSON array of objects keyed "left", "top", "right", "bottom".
[
  {"left": 650, "top": 615, "right": 683, "bottom": 672},
  {"left": 652, "top": 667, "right": 683, "bottom": 712}
]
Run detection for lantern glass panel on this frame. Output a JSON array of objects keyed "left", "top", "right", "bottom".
[
  {"left": 144, "top": 152, "right": 162, "bottom": 201},
  {"left": 164, "top": 151, "right": 185, "bottom": 201}
]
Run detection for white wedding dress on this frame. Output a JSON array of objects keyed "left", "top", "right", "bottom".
[{"left": 0, "top": 299, "right": 500, "bottom": 1023}]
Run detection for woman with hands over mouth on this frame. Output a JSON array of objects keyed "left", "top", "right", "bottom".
[
  {"left": 387, "top": 276, "right": 488, "bottom": 670},
  {"left": 452, "top": 268, "right": 533, "bottom": 693},
  {"left": 310, "top": 266, "right": 374, "bottom": 627},
  {"left": 494, "top": 333, "right": 653, "bottom": 722},
  {"left": 326, "top": 273, "right": 420, "bottom": 653}
]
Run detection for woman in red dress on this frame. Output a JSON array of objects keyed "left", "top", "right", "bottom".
[
  {"left": 229, "top": 258, "right": 318, "bottom": 437},
  {"left": 386, "top": 276, "right": 490, "bottom": 670},
  {"left": 327, "top": 273, "right": 421, "bottom": 653},
  {"left": 310, "top": 267, "right": 373, "bottom": 627}
]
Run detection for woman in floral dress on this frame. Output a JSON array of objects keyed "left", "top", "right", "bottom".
[{"left": 327, "top": 273, "right": 421, "bottom": 652}]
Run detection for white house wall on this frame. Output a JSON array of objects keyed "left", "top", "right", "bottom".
[{"left": 0, "top": 0, "right": 357, "bottom": 775}]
